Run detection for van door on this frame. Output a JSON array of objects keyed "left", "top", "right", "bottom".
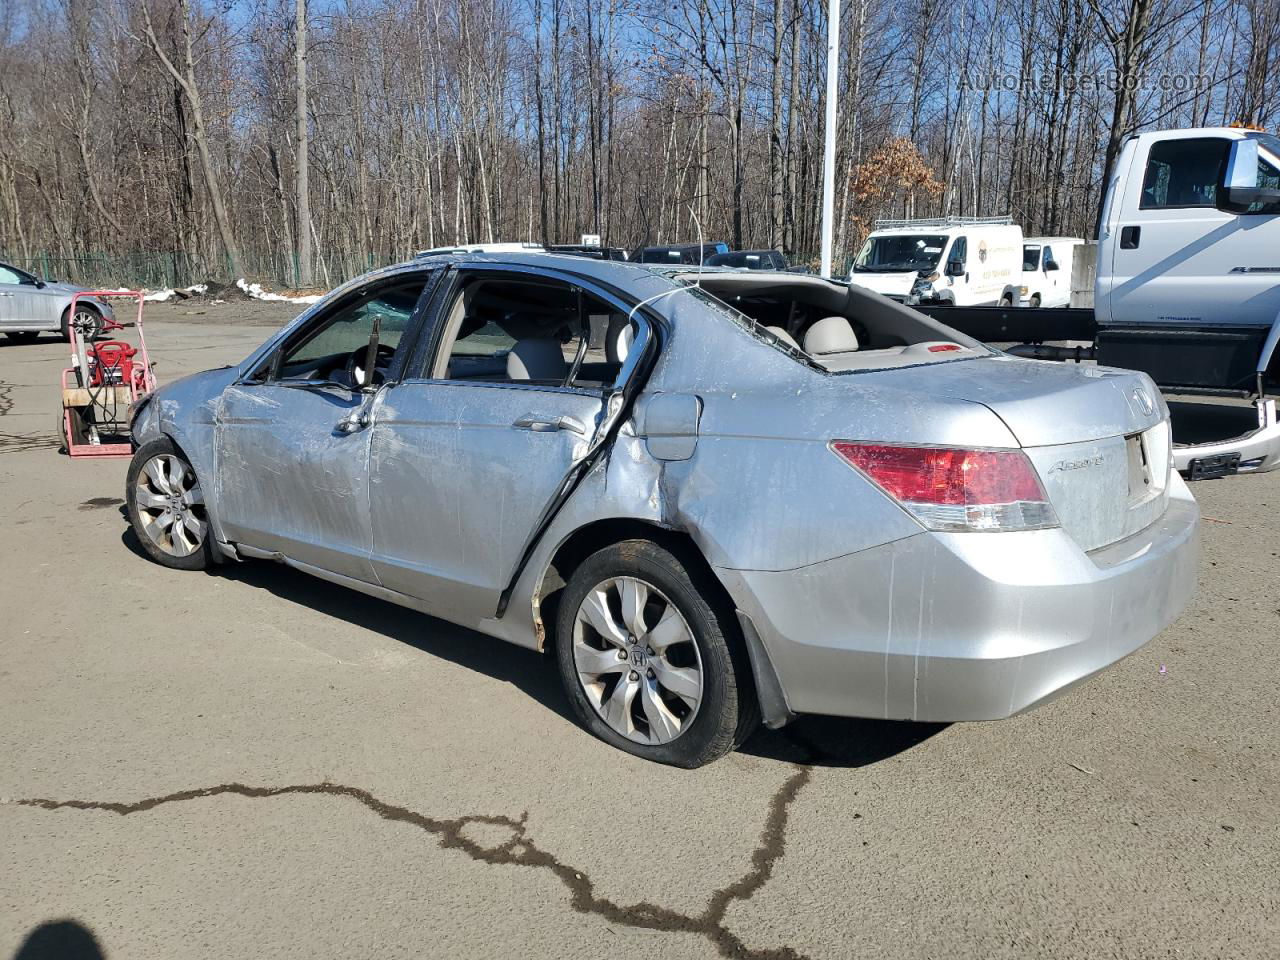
[{"left": 1107, "top": 135, "right": 1280, "bottom": 329}]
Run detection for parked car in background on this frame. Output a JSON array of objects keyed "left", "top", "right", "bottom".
[
  {"left": 851, "top": 217, "right": 1024, "bottom": 306},
  {"left": 706, "top": 249, "right": 788, "bottom": 270},
  {"left": 0, "top": 260, "right": 115, "bottom": 342},
  {"left": 1021, "top": 237, "right": 1084, "bottom": 307},
  {"left": 634, "top": 242, "right": 729, "bottom": 264},
  {"left": 127, "top": 253, "right": 1199, "bottom": 767},
  {"left": 547, "top": 244, "right": 629, "bottom": 261}
]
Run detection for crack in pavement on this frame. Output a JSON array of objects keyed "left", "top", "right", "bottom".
[{"left": 12, "top": 768, "right": 814, "bottom": 959}]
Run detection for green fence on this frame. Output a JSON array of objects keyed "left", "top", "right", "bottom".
[{"left": 0, "top": 249, "right": 390, "bottom": 290}]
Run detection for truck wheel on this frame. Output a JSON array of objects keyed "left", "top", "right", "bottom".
[
  {"left": 126, "top": 438, "right": 214, "bottom": 571},
  {"left": 62, "top": 304, "right": 102, "bottom": 343},
  {"left": 554, "top": 539, "right": 758, "bottom": 767},
  {"left": 999, "top": 293, "right": 1014, "bottom": 307},
  {"left": 1029, "top": 294, "right": 1041, "bottom": 308}
]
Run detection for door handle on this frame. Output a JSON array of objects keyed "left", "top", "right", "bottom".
[
  {"left": 1120, "top": 226, "right": 1141, "bottom": 250},
  {"left": 335, "top": 410, "right": 371, "bottom": 434},
  {"left": 513, "top": 414, "right": 586, "bottom": 435}
]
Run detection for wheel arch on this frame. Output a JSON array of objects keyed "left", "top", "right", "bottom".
[{"left": 535, "top": 517, "right": 790, "bottom": 729}]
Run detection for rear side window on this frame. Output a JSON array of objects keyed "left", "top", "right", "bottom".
[{"left": 1140, "top": 138, "right": 1229, "bottom": 209}]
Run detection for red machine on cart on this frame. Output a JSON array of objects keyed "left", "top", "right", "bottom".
[{"left": 60, "top": 291, "right": 156, "bottom": 458}]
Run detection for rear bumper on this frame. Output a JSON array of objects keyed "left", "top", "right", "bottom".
[
  {"left": 1172, "top": 398, "right": 1280, "bottom": 476},
  {"left": 717, "top": 477, "right": 1200, "bottom": 723}
]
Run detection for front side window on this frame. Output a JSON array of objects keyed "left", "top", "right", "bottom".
[
  {"left": 949, "top": 236, "right": 968, "bottom": 266},
  {"left": 1140, "top": 138, "right": 1229, "bottom": 209},
  {"left": 853, "top": 234, "right": 948, "bottom": 273},
  {"left": 433, "top": 275, "right": 633, "bottom": 389},
  {"left": 264, "top": 277, "right": 430, "bottom": 386}
]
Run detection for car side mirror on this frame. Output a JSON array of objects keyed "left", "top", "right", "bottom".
[
  {"left": 1044, "top": 259, "right": 1059, "bottom": 272},
  {"left": 1220, "top": 138, "right": 1280, "bottom": 209},
  {"left": 357, "top": 317, "right": 382, "bottom": 391},
  {"left": 944, "top": 259, "right": 965, "bottom": 278}
]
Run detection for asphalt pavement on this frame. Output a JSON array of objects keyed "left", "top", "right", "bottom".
[{"left": 1, "top": 303, "right": 1277, "bottom": 959}]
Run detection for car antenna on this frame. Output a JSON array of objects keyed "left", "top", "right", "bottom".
[{"left": 688, "top": 203, "right": 705, "bottom": 289}]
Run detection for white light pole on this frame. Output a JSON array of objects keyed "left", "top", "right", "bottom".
[{"left": 819, "top": 0, "right": 840, "bottom": 279}]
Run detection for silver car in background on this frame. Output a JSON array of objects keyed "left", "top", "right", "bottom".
[
  {"left": 126, "top": 253, "right": 1199, "bottom": 766},
  {"left": 0, "top": 260, "right": 115, "bottom": 342}
]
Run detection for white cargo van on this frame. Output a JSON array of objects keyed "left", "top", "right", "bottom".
[
  {"left": 850, "top": 217, "right": 1023, "bottom": 306},
  {"left": 1020, "top": 237, "right": 1084, "bottom": 307}
]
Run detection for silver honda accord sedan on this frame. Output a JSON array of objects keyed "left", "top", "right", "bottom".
[{"left": 126, "top": 252, "right": 1199, "bottom": 766}]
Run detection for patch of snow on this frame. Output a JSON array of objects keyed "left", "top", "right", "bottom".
[
  {"left": 235, "top": 278, "right": 322, "bottom": 305},
  {"left": 142, "top": 283, "right": 207, "bottom": 303}
]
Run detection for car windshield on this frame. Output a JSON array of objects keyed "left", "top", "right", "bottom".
[
  {"left": 853, "top": 235, "right": 947, "bottom": 273},
  {"left": 1023, "top": 245, "right": 1041, "bottom": 270}
]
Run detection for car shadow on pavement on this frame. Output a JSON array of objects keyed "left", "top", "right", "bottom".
[
  {"left": 167, "top": 542, "right": 579, "bottom": 727},
  {"left": 120, "top": 517, "right": 949, "bottom": 769},
  {"left": 742, "top": 714, "right": 948, "bottom": 768},
  {"left": 11, "top": 919, "right": 105, "bottom": 960}
]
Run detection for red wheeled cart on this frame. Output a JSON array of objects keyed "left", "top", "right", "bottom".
[{"left": 60, "top": 291, "right": 156, "bottom": 458}]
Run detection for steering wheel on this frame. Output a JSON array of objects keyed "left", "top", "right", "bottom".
[{"left": 343, "top": 342, "right": 396, "bottom": 388}]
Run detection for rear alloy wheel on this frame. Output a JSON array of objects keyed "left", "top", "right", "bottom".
[
  {"left": 126, "top": 438, "right": 213, "bottom": 571},
  {"left": 555, "top": 540, "right": 756, "bottom": 767},
  {"left": 63, "top": 305, "right": 102, "bottom": 342}
]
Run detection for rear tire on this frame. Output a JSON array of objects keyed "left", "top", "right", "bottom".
[
  {"left": 554, "top": 539, "right": 757, "bottom": 767},
  {"left": 126, "top": 438, "right": 214, "bottom": 571},
  {"left": 4, "top": 331, "right": 40, "bottom": 344}
]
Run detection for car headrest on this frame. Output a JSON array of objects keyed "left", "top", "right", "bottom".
[
  {"left": 507, "top": 338, "right": 569, "bottom": 381},
  {"left": 605, "top": 314, "right": 634, "bottom": 364},
  {"left": 765, "top": 325, "right": 801, "bottom": 350},
  {"left": 803, "top": 316, "right": 860, "bottom": 355}
]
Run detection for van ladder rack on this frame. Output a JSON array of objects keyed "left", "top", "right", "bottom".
[{"left": 873, "top": 216, "right": 1014, "bottom": 230}]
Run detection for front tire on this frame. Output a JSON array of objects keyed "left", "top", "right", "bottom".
[
  {"left": 1029, "top": 294, "right": 1042, "bottom": 308},
  {"left": 554, "top": 540, "right": 757, "bottom": 767},
  {"left": 62, "top": 304, "right": 103, "bottom": 343},
  {"left": 126, "top": 438, "right": 213, "bottom": 570}
]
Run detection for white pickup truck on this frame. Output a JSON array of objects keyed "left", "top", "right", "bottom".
[{"left": 917, "top": 126, "right": 1280, "bottom": 479}]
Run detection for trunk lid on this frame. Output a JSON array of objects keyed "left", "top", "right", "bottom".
[{"left": 865, "top": 355, "right": 1172, "bottom": 551}]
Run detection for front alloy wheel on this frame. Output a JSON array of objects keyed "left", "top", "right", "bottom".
[
  {"left": 65, "top": 306, "right": 102, "bottom": 342},
  {"left": 126, "top": 438, "right": 213, "bottom": 570}
]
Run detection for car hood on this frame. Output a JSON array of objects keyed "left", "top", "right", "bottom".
[
  {"left": 848, "top": 272, "right": 917, "bottom": 296},
  {"left": 857, "top": 354, "right": 1165, "bottom": 446}
]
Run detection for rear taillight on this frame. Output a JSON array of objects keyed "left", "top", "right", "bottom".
[{"left": 831, "top": 442, "right": 1058, "bottom": 532}]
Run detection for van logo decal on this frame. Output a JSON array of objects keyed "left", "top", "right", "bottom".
[
  {"left": 1048, "top": 455, "right": 1104, "bottom": 474},
  {"left": 978, "top": 240, "right": 989, "bottom": 264}
]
